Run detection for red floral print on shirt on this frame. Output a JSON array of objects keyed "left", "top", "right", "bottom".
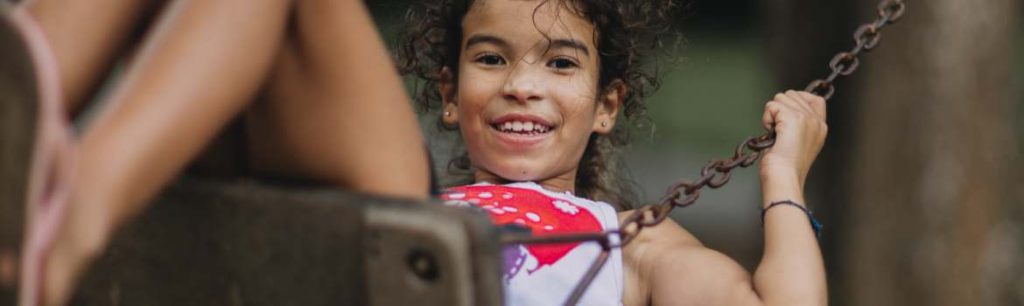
[{"left": 442, "top": 185, "right": 603, "bottom": 271}]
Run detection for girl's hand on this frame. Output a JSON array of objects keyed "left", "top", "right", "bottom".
[{"left": 759, "top": 90, "right": 828, "bottom": 186}]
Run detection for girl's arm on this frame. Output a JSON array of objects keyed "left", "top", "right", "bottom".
[
  {"left": 635, "top": 90, "right": 827, "bottom": 306},
  {"left": 753, "top": 90, "right": 828, "bottom": 306}
]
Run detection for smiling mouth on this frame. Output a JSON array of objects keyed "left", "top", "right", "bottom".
[{"left": 491, "top": 120, "right": 554, "bottom": 135}]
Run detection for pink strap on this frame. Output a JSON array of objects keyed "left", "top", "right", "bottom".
[{"left": 6, "top": 7, "right": 76, "bottom": 306}]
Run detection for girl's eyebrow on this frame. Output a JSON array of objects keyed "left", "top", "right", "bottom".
[
  {"left": 465, "top": 34, "right": 590, "bottom": 57},
  {"left": 549, "top": 38, "right": 590, "bottom": 57},
  {"left": 465, "top": 34, "right": 510, "bottom": 50}
]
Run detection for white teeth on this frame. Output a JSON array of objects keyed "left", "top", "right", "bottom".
[{"left": 495, "top": 120, "right": 552, "bottom": 133}]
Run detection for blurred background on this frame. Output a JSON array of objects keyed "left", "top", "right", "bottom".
[
  {"left": 0, "top": 0, "right": 1018, "bottom": 305},
  {"left": 367, "top": 0, "right": 1023, "bottom": 305}
]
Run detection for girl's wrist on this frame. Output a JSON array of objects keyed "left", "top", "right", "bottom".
[
  {"left": 760, "top": 165, "right": 804, "bottom": 185},
  {"left": 759, "top": 169, "right": 805, "bottom": 209}
]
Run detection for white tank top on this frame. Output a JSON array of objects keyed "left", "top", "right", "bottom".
[{"left": 442, "top": 182, "right": 624, "bottom": 306}]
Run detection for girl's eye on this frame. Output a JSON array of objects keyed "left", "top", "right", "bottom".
[
  {"left": 548, "top": 58, "right": 579, "bottom": 70},
  {"left": 476, "top": 54, "right": 506, "bottom": 66}
]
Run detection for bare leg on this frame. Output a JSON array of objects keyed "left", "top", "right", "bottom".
[
  {"left": 28, "top": 0, "right": 293, "bottom": 304},
  {"left": 249, "top": 0, "right": 430, "bottom": 199},
  {"left": 21, "top": 0, "right": 164, "bottom": 114},
  {"left": 23, "top": 0, "right": 429, "bottom": 304}
]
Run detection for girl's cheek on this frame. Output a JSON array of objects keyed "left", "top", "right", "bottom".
[{"left": 459, "top": 71, "right": 503, "bottom": 104}]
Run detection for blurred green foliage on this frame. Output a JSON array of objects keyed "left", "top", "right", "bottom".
[{"left": 639, "top": 32, "right": 769, "bottom": 154}]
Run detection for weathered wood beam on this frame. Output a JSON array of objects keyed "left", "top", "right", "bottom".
[{"left": 64, "top": 178, "right": 503, "bottom": 306}]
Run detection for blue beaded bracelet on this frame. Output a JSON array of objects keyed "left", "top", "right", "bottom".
[{"left": 761, "top": 200, "right": 823, "bottom": 237}]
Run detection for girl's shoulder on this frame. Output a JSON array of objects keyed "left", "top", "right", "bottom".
[
  {"left": 616, "top": 211, "right": 752, "bottom": 306},
  {"left": 615, "top": 210, "right": 700, "bottom": 244},
  {"left": 616, "top": 210, "right": 703, "bottom": 263}
]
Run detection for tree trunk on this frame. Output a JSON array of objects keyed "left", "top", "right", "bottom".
[{"left": 843, "top": 1, "right": 1022, "bottom": 305}]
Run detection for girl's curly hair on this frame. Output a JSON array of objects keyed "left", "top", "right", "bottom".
[{"left": 397, "top": 0, "right": 679, "bottom": 211}]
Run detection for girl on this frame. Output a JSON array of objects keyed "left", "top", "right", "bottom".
[
  {"left": 2, "top": 0, "right": 430, "bottom": 305},
  {"left": 398, "top": 0, "right": 828, "bottom": 305}
]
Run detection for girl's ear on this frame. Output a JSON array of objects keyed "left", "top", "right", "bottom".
[
  {"left": 593, "top": 79, "right": 627, "bottom": 134},
  {"left": 438, "top": 66, "right": 459, "bottom": 126}
]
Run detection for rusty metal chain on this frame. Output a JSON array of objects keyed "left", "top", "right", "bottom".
[
  {"left": 500, "top": 1, "right": 906, "bottom": 305},
  {"left": 805, "top": 0, "right": 907, "bottom": 99}
]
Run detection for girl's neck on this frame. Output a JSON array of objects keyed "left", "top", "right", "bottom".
[{"left": 473, "top": 170, "right": 576, "bottom": 195}]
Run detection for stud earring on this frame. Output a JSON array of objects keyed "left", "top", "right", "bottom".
[
  {"left": 444, "top": 111, "right": 451, "bottom": 117},
  {"left": 601, "top": 121, "right": 608, "bottom": 127}
]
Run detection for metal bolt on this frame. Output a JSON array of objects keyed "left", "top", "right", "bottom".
[{"left": 406, "top": 249, "right": 439, "bottom": 282}]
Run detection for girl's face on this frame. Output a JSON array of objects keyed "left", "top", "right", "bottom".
[{"left": 440, "top": 0, "right": 622, "bottom": 192}]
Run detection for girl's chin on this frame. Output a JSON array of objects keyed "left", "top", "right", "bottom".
[
  {"left": 476, "top": 163, "right": 553, "bottom": 183},
  {"left": 493, "top": 173, "right": 543, "bottom": 183}
]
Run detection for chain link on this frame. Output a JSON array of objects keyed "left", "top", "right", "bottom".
[
  {"left": 496, "top": 1, "right": 906, "bottom": 305},
  {"left": 806, "top": 0, "right": 905, "bottom": 99}
]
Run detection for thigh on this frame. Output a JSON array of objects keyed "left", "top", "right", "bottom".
[
  {"left": 69, "top": 0, "right": 294, "bottom": 242},
  {"left": 15, "top": 1, "right": 296, "bottom": 304},
  {"left": 22, "top": 0, "right": 167, "bottom": 115},
  {"left": 248, "top": 1, "right": 429, "bottom": 200}
]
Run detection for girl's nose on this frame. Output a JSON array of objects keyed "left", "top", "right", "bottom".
[{"left": 500, "top": 62, "right": 543, "bottom": 103}]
